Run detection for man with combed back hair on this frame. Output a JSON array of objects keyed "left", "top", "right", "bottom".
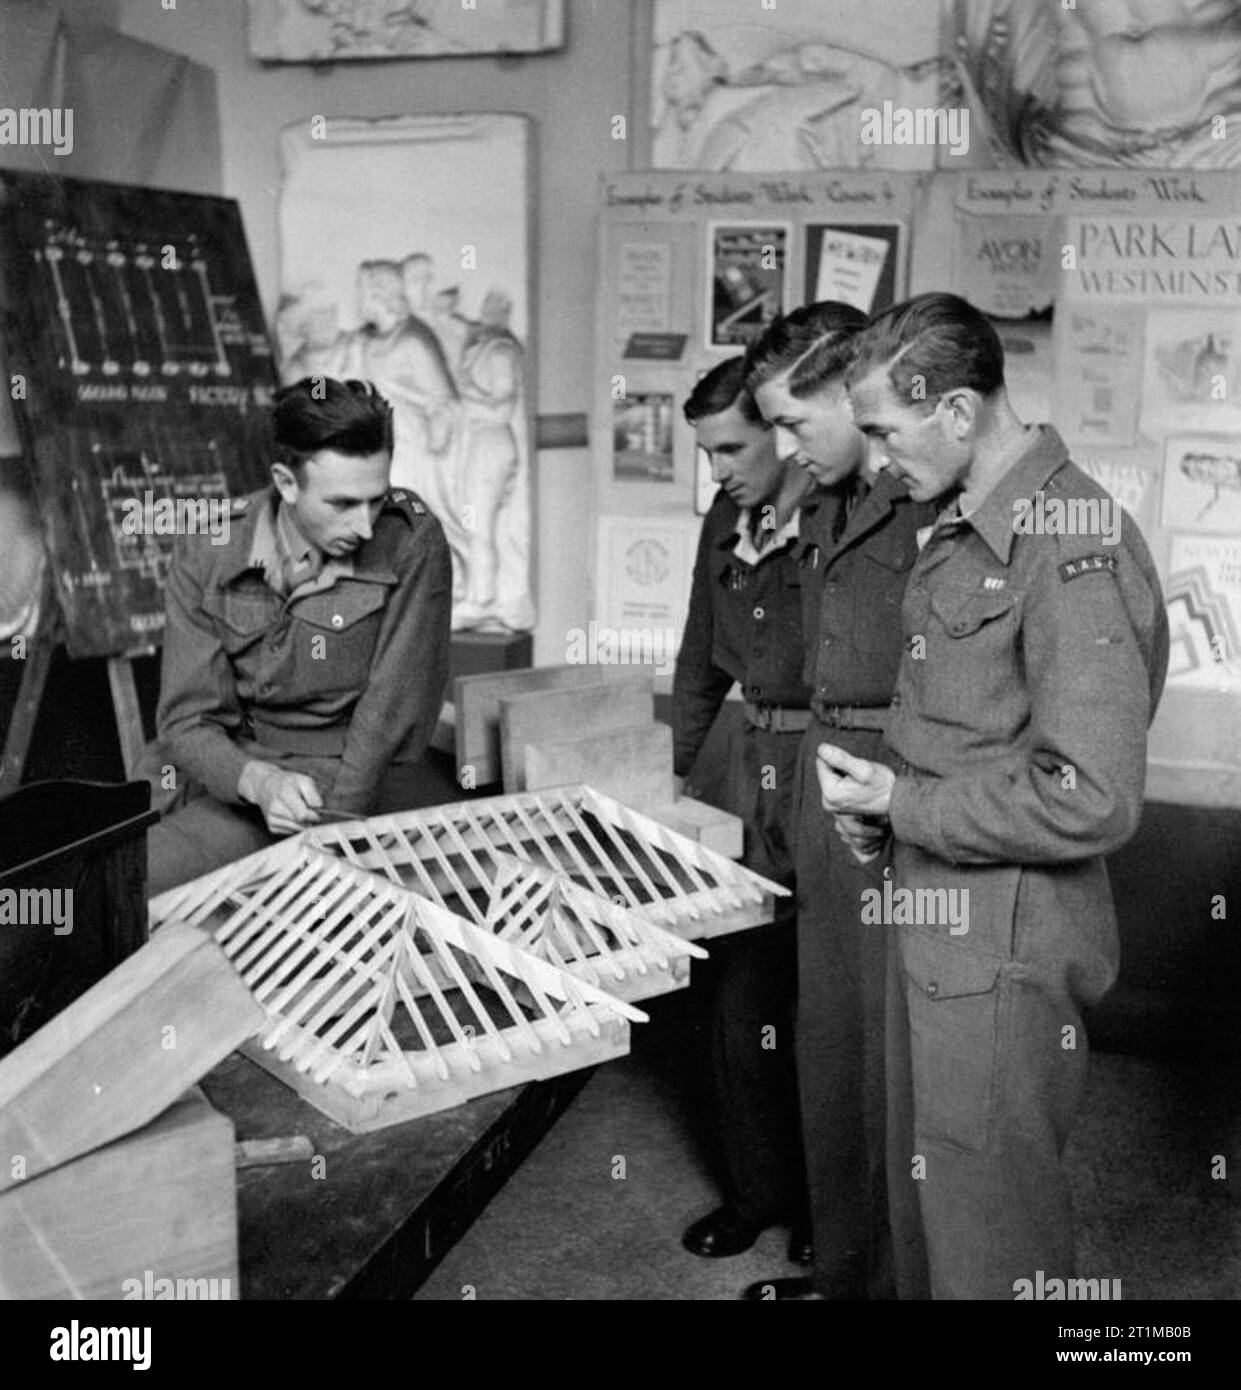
[
  {"left": 819, "top": 292, "right": 1169, "bottom": 1298},
  {"left": 741, "top": 303, "right": 937, "bottom": 1301},
  {"left": 143, "top": 376, "right": 452, "bottom": 896}
]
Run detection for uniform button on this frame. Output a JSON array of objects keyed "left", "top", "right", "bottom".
[
  {"left": 753, "top": 606, "right": 765, "bottom": 620},
  {"left": 891, "top": 694, "right": 902, "bottom": 708},
  {"left": 331, "top": 614, "right": 344, "bottom": 628},
  {"left": 926, "top": 981, "right": 939, "bottom": 998}
]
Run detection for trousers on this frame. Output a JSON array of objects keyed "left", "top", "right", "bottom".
[
  {"left": 793, "top": 720, "right": 894, "bottom": 1298},
  {"left": 703, "top": 722, "right": 807, "bottom": 1224}
]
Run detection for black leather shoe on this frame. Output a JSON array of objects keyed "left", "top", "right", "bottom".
[
  {"left": 787, "top": 1226, "right": 814, "bottom": 1265},
  {"left": 682, "top": 1207, "right": 765, "bottom": 1258},
  {"left": 742, "top": 1276, "right": 828, "bottom": 1301}
]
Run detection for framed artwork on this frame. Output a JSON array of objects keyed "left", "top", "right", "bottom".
[
  {"left": 278, "top": 114, "right": 535, "bottom": 633},
  {"left": 249, "top": 0, "right": 565, "bottom": 61}
]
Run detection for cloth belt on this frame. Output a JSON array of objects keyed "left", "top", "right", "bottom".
[
  {"left": 808, "top": 700, "right": 890, "bottom": 732},
  {"left": 248, "top": 716, "right": 349, "bottom": 757},
  {"left": 743, "top": 702, "right": 813, "bottom": 733}
]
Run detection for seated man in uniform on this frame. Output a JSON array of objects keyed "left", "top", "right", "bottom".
[
  {"left": 674, "top": 356, "right": 814, "bottom": 1265},
  {"left": 819, "top": 293, "right": 1169, "bottom": 1298},
  {"left": 143, "top": 376, "right": 452, "bottom": 896}
]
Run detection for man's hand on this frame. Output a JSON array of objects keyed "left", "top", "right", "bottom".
[
  {"left": 816, "top": 742, "right": 895, "bottom": 818},
  {"left": 833, "top": 812, "right": 889, "bottom": 864},
  {"left": 238, "top": 761, "right": 324, "bottom": 835}
]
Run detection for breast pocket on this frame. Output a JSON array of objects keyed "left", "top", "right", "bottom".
[
  {"left": 916, "top": 586, "right": 1023, "bottom": 727},
  {"left": 292, "top": 583, "right": 390, "bottom": 694},
  {"left": 202, "top": 589, "right": 280, "bottom": 658},
  {"left": 852, "top": 546, "right": 916, "bottom": 654}
]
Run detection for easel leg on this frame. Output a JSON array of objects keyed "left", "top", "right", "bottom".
[
  {"left": 0, "top": 638, "right": 55, "bottom": 794},
  {"left": 107, "top": 656, "right": 146, "bottom": 781}
]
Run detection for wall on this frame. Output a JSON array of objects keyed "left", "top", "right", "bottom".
[{"left": 111, "top": 0, "right": 638, "bottom": 662}]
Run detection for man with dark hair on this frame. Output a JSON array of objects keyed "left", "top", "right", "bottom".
[
  {"left": 673, "top": 354, "right": 813, "bottom": 1265},
  {"left": 819, "top": 291, "right": 1169, "bottom": 1298},
  {"left": 144, "top": 376, "right": 452, "bottom": 895},
  {"left": 742, "top": 302, "right": 937, "bottom": 1302}
]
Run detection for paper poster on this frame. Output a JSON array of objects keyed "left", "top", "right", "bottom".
[
  {"left": 1162, "top": 435, "right": 1241, "bottom": 535},
  {"left": 1165, "top": 536, "right": 1241, "bottom": 687},
  {"left": 807, "top": 224, "right": 900, "bottom": 315},
  {"left": 1139, "top": 310, "right": 1241, "bottom": 437},
  {"left": 953, "top": 211, "right": 1058, "bottom": 424},
  {"left": 595, "top": 515, "right": 694, "bottom": 660},
  {"left": 1056, "top": 306, "right": 1143, "bottom": 444},
  {"left": 617, "top": 242, "right": 672, "bottom": 339},
  {"left": 708, "top": 223, "right": 788, "bottom": 349},
  {"left": 1073, "top": 447, "right": 1159, "bottom": 537},
  {"left": 613, "top": 392, "right": 676, "bottom": 483}
]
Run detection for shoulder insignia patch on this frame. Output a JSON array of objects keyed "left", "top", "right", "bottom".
[
  {"left": 1059, "top": 554, "right": 1117, "bottom": 583},
  {"left": 981, "top": 575, "right": 1006, "bottom": 591},
  {"left": 384, "top": 488, "right": 428, "bottom": 521},
  {"left": 230, "top": 495, "right": 249, "bottom": 512}
]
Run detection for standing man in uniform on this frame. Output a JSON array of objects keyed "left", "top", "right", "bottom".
[
  {"left": 145, "top": 376, "right": 452, "bottom": 895},
  {"left": 818, "top": 292, "right": 1169, "bottom": 1299},
  {"left": 673, "top": 356, "right": 813, "bottom": 1264},
  {"left": 742, "top": 303, "right": 938, "bottom": 1301}
]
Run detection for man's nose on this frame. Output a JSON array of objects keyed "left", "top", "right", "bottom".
[
  {"left": 773, "top": 425, "right": 799, "bottom": 462},
  {"left": 353, "top": 508, "right": 374, "bottom": 540},
  {"left": 709, "top": 454, "right": 730, "bottom": 483},
  {"left": 868, "top": 438, "right": 890, "bottom": 472}
]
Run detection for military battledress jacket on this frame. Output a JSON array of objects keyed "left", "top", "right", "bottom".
[{"left": 156, "top": 486, "right": 452, "bottom": 816}]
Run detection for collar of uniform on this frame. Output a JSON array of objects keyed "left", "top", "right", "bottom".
[
  {"left": 276, "top": 499, "right": 318, "bottom": 570},
  {"left": 959, "top": 424, "right": 1071, "bottom": 564},
  {"left": 731, "top": 506, "right": 800, "bottom": 566}
]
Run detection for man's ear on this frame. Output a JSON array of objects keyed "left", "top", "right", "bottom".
[
  {"left": 271, "top": 461, "right": 300, "bottom": 505},
  {"left": 940, "top": 388, "right": 977, "bottom": 439}
]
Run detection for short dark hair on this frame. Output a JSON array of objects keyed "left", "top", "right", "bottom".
[
  {"left": 845, "top": 292, "right": 1005, "bottom": 409},
  {"left": 683, "top": 356, "right": 766, "bottom": 427},
  {"left": 745, "top": 301, "right": 869, "bottom": 399},
  {"left": 272, "top": 377, "right": 395, "bottom": 473}
]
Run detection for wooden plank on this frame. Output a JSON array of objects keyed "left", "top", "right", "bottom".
[
  {"left": 0, "top": 1086, "right": 238, "bottom": 1300},
  {"left": 498, "top": 671, "right": 654, "bottom": 793},
  {"left": 647, "top": 795, "right": 745, "bottom": 860},
  {"left": 454, "top": 665, "right": 634, "bottom": 787},
  {"left": 0, "top": 921, "right": 264, "bottom": 1192},
  {"left": 523, "top": 724, "right": 673, "bottom": 810}
]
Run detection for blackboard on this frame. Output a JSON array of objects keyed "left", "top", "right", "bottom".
[{"left": 0, "top": 171, "right": 277, "bottom": 658}]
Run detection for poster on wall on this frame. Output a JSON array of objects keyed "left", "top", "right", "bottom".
[
  {"left": 650, "top": 0, "right": 944, "bottom": 170},
  {"left": 249, "top": 0, "right": 565, "bottom": 61},
  {"left": 613, "top": 393, "right": 676, "bottom": 483},
  {"left": 1162, "top": 436, "right": 1241, "bottom": 534},
  {"left": 594, "top": 515, "right": 695, "bottom": 673},
  {"left": 945, "top": 0, "right": 1241, "bottom": 169},
  {"left": 804, "top": 223, "right": 901, "bottom": 315},
  {"left": 278, "top": 114, "right": 535, "bottom": 634},
  {"left": 707, "top": 223, "right": 789, "bottom": 349}
]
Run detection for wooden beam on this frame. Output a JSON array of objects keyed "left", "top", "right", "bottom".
[
  {"left": 498, "top": 670, "right": 653, "bottom": 792},
  {"left": 0, "top": 921, "right": 264, "bottom": 1192},
  {"left": 0, "top": 1086, "right": 237, "bottom": 1300}
]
